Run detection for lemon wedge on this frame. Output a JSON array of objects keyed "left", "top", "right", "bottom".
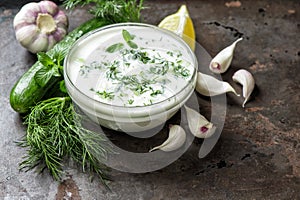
[{"left": 158, "top": 5, "right": 196, "bottom": 51}]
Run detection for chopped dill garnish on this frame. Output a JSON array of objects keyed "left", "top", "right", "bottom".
[
  {"left": 173, "top": 64, "right": 191, "bottom": 78},
  {"left": 106, "top": 60, "right": 120, "bottom": 80},
  {"left": 150, "top": 89, "right": 162, "bottom": 97},
  {"left": 96, "top": 90, "right": 115, "bottom": 100},
  {"left": 128, "top": 99, "right": 134, "bottom": 105}
]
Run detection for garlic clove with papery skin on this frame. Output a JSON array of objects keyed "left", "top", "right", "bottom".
[
  {"left": 209, "top": 38, "right": 243, "bottom": 74},
  {"left": 232, "top": 69, "right": 255, "bottom": 107},
  {"left": 13, "top": 0, "right": 68, "bottom": 53},
  {"left": 149, "top": 125, "right": 186, "bottom": 152},
  {"left": 196, "top": 72, "right": 240, "bottom": 96},
  {"left": 184, "top": 105, "right": 216, "bottom": 138}
]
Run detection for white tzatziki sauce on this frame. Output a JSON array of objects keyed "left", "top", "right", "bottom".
[{"left": 67, "top": 25, "right": 195, "bottom": 107}]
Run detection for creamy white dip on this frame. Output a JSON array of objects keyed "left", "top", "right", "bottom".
[{"left": 67, "top": 25, "right": 195, "bottom": 107}]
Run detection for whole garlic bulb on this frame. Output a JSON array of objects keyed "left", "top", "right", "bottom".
[{"left": 13, "top": 0, "right": 68, "bottom": 53}]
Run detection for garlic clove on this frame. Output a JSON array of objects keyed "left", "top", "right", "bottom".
[
  {"left": 232, "top": 69, "right": 255, "bottom": 107},
  {"left": 196, "top": 72, "right": 239, "bottom": 96},
  {"left": 149, "top": 125, "right": 186, "bottom": 152},
  {"left": 47, "top": 35, "right": 57, "bottom": 52},
  {"left": 15, "top": 25, "right": 38, "bottom": 46},
  {"left": 55, "top": 11, "right": 69, "bottom": 27},
  {"left": 28, "top": 34, "right": 48, "bottom": 53},
  {"left": 19, "top": 2, "right": 41, "bottom": 16},
  {"left": 13, "top": 3, "right": 39, "bottom": 27},
  {"left": 39, "top": 0, "right": 59, "bottom": 15},
  {"left": 209, "top": 38, "right": 243, "bottom": 74},
  {"left": 53, "top": 27, "right": 67, "bottom": 42},
  {"left": 184, "top": 105, "right": 216, "bottom": 138}
]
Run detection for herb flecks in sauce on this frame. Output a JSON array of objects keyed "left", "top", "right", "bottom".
[
  {"left": 78, "top": 29, "right": 194, "bottom": 107},
  {"left": 128, "top": 99, "right": 134, "bottom": 105},
  {"left": 79, "top": 61, "right": 103, "bottom": 77},
  {"left": 96, "top": 90, "right": 115, "bottom": 100},
  {"left": 106, "top": 60, "right": 121, "bottom": 80}
]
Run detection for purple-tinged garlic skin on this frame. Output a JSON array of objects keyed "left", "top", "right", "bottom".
[
  {"left": 232, "top": 69, "right": 255, "bottom": 108},
  {"left": 200, "top": 126, "right": 208, "bottom": 133},
  {"left": 211, "top": 62, "right": 221, "bottom": 70},
  {"left": 184, "top": 105, "right": 216, "bottom": 138},
  {"left": 209, "top": 38, "right": 243, "bottom": 74},
  {"left": 13, "top": 0, "right": 68, "bottom": 53}
]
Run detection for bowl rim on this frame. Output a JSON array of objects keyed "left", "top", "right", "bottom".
[{"left": 63, "top": 22, "right": 198, "bottom": 110}]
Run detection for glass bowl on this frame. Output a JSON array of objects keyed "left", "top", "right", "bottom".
[{"left": 64, "top": 22, "right": 197, "bottom": 132}]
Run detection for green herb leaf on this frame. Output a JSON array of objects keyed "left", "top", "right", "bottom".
[
  {"left": 149, "top": 65, "right": 169, "bottom": 75},
  {"left": 19, "top": 97, "right": 111, "bottom": 185},
  {"left": 150, "top": 89, "right": 162, "bottom": 97},
  {"left": 173, "top": 64, "right": 191, "bottom": 78},
  {"left": 128, "top": 99, "right": 134, "bottom": 105},
  {"left": 35, "top": 52, "right": 62, "bottom": 87},
  {"left": 106, "top": 43, "right": 124, "bottom": 53},
  {"left": 121, "top": 29, "right": 138, "bottom": 49},
  {"left": 127, "top": 40, "right": 138, "bottom": 49},
  {"left": 63, "top": 0, "right": 144, "bottom": 23},
  {"left": 37, "top": 52, "right": 55, "bottom": 67},
  {"left": 106, "top": 61, "right": 120, "bottom": 80},
  {"left": 59, "top": 80, "right": 68, "bottom": 93},
  {"left": 122, "top": 29, "right": 135, "bottom": 42},
  {"left": 96, "top": 90, "right": 115, "bottom": 100},
  {"left": 34, "top": 65, "right": 61, "bottom": 87}
]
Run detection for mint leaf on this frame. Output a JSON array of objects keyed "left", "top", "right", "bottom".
[
  {"left": 122, "top": 29, "right": 135, "bottom": 42},
  {"left": 34, "top": 65, "right": 61, "bottom": 87},
  {"left": 106, "top": 43, "right": 124, "bottom": 53},
  {"left": 35, "top": 67, "right": 53, "bottom": 87},
  {"left": 127, "top": 40, "right": 138, "bottom": 49},
  {"left": 52, "top": 66, "right": 61, "bottom": 77},
  {"left": 121, "top": 29, "right": 138, "bottom": 49},
  {"left": 37, "top": 52, "right": 55, "bottom": 67}
]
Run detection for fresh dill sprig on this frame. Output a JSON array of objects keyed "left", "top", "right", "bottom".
[
  {"left": 17, "top": 97, "right": 111, "bottom": 185},
  {"left": 62, "top": 0, "right": 145, "bottom": 23}
]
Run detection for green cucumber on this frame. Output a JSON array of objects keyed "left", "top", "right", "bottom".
[{"left": 10, "top": 18, "right": 109, "bottom": 114}]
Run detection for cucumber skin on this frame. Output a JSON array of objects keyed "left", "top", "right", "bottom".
[
  {"left": 10, "top": 18, "right": 109, "bottom": 114},
  {"left": 10, "top": 62, "right": 59, "bottom": 113}
]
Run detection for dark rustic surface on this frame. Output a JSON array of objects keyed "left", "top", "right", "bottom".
[{"left": 0, "top": 0, "right": 299, "bottom": 199}]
